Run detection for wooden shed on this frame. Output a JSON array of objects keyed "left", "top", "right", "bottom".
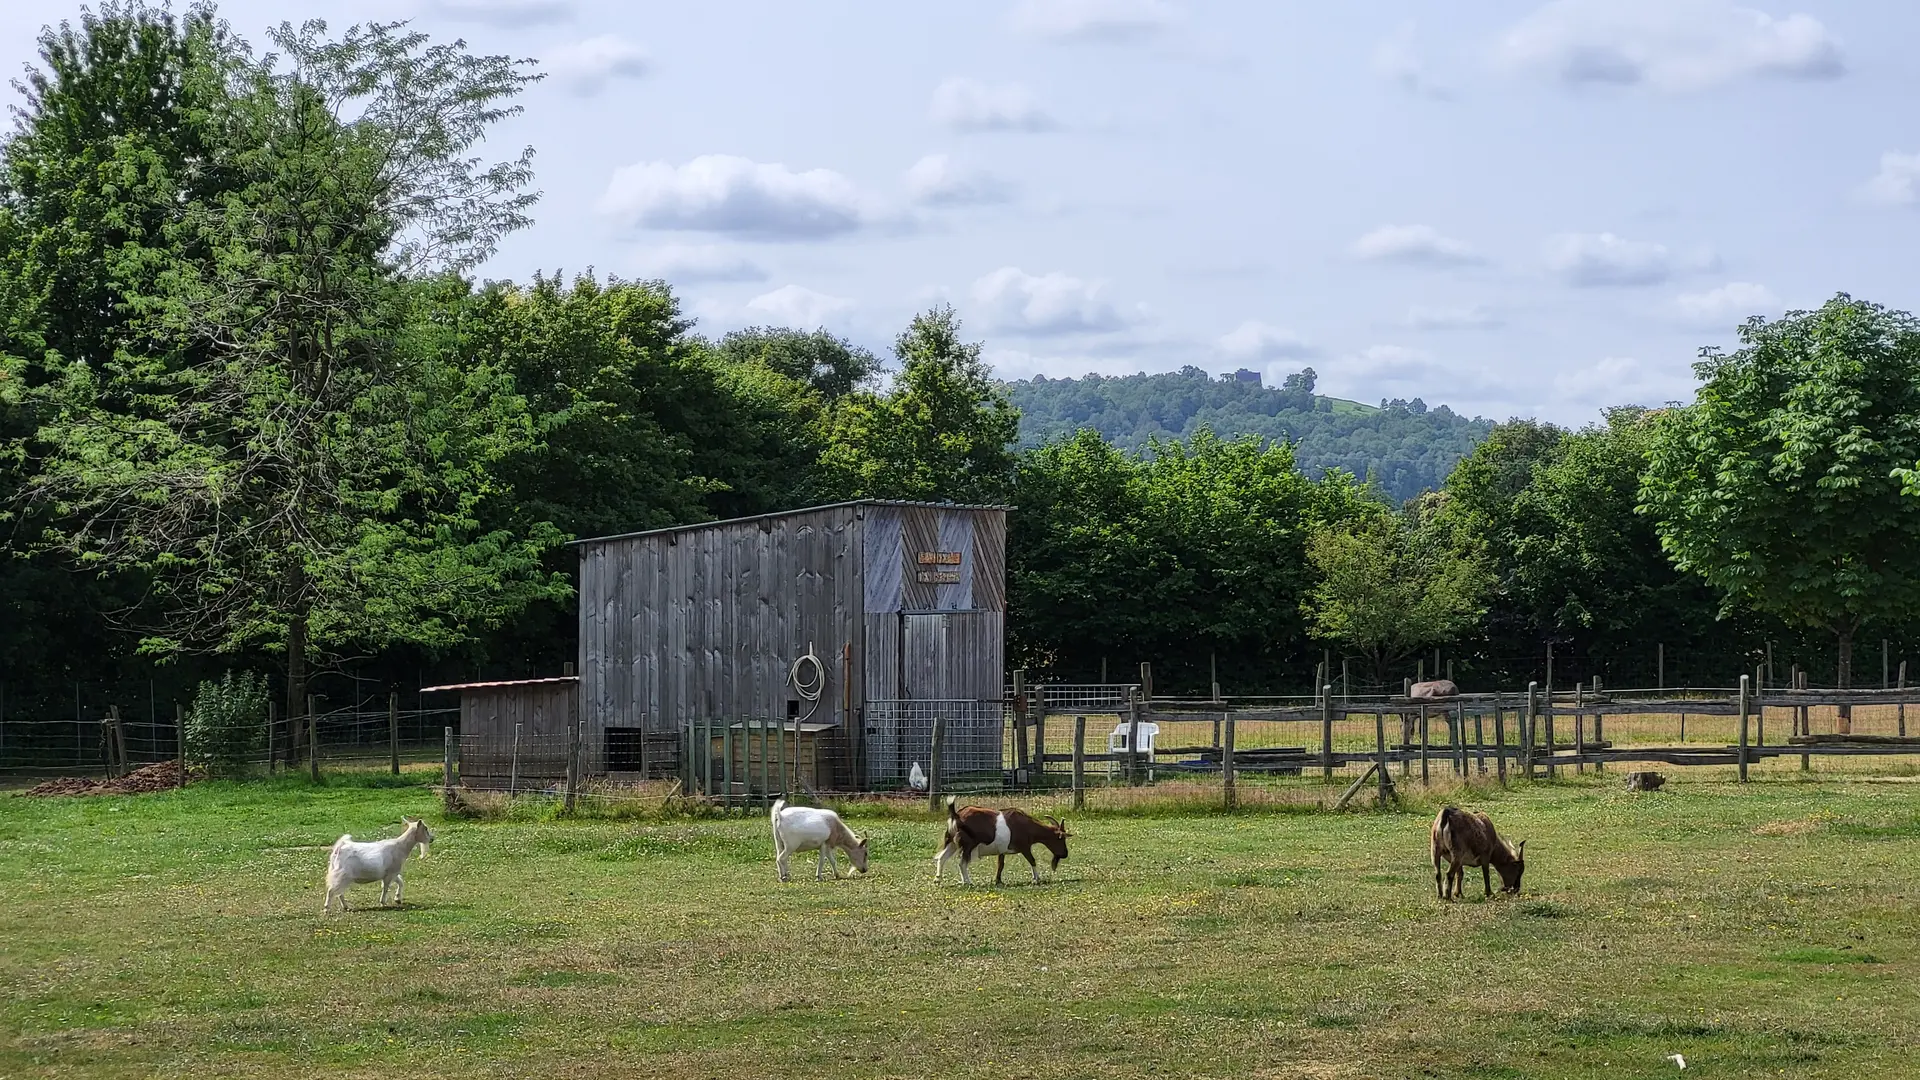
[
  {"left": 421, "top": 676, "right": 579, "bottom": 792},
  {"left": 572, "top": 499, "right": 1010, "bottom": 790}
]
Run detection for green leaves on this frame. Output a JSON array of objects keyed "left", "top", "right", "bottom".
[
  {"left": 1302, "top": 506, "right": 1493, "bottom": 683},
  {"left": 1641, "top": 295, "right": 1920, "bottom": 646}
]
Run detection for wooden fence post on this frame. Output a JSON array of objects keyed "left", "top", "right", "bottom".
[
  {"left": 1320, "top": 686, "right": 1334, "bottom": 779},
  {"left": 1900, "top": 660, "right": 1908, "bottom": 739},
  {"left": 1012, "top": 669, "right": 1030, "bottom": 775},
  {"left": 702, "top": 716, "right": 714, "bottom": 798},
  {"left": 1373, "top": 708, "right": 1392, "bottom": 804},
  {"left": 1473, "top": 705, "right": 1486, "bottom": 776},
  {"left": 1034, "top": 704, "right": 1047, "bottom": 789},
  {"left": 1419, "top": 705, "right": 1430, "bottom": 785},
  {"left": 1493, "top": 703, "right": 1507, "bottom": 783},
  {"left": 510, "top": 722, "right": 522, "bottom": 794},
  {"left": 1754, "top": 664, "right": 1765, "bottom": 748},
  {"left": 564, "top": 716, "right": 580, "bottom": 814},
  {"left": 1798, "top": 671, "right": 1810, "bottom": 773},
  {"left": 1523, "top": 682, "right": 1538, "bottom": 779},
  {"left": 722, "top": 721, "right": 735, "bottom": 811},
  {"left": 1536, "top": 680, "right": 1551, "bottom": 772},
  {"left": 1222, "top": 706, "right": 1237, "bottom": 811},
  {"left": 1592, "top": 676, "right": 1605, "bottom": 773},
  {"left": 1072, "top": 716, "right": 1086, "bottom": 812},
  {"left": 1574, "top": 681, "right": 1586, "bottom": 774},
  {"left": 773, "top": 716, "right": 785, "bottom": 795},
  {"left": 1737, "top": 674, "right": 1751, "bottom": 783},
  {"left": 442, "top": 727, "right": 455, "bottom": 813},
  {"left": 927, "top": 714, "right": 946, "bottom": 813},
  {"left": 1128, "top": 687, "right": 1145, "bottom": 787},
  {"left": 307, "top": 695, "right": 319, "bottom": 783},
  {"left": 388, "top": 691, "right": 400, "bottom": 776}
]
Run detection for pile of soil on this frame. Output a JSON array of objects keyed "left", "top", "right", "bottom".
[{"left": 20, "top": 760, "right": 186, "bottom": 797}]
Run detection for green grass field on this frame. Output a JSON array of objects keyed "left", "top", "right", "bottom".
[{"left": 5, "top": 771, "right": 1920, "bottom": 1078}]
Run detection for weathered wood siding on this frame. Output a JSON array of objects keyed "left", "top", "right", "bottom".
[
  {"left": 578, "top": 500, "right": 1007, "bottom": 789},
  {"left": 457, "top": 682, "right": 578, "bottom": 790},
  {"left": 579, "top": 504, "right": 865, "bottom": 748}
]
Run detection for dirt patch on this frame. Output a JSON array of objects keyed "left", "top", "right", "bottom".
[{"left": 19, "top": 760, "right": 186, "bottom": 797}]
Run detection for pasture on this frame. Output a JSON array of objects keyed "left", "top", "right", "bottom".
[{"left": 4, "top": 772, "right": 1920, "bottom": 1079}]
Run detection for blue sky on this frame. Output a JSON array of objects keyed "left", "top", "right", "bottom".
[{"left": 6, "top": 0, "right": 1920, "bottom": 423}]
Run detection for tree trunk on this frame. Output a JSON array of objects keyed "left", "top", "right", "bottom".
[
  {"left": 1836, "top": 628, "right": 1853, "bottom": 735},
  {"left": 285, "top": 613, "right": 309, "bottom": 767}
]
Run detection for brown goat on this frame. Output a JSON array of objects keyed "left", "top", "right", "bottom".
[
  {"left": 1430, "top": 806, "right": 1525, "bottom": 900},
  {"left": 934, "top": 796, "right": 1070, "bottom": 885}
]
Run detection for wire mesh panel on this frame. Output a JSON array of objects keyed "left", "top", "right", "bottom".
[
  {"left": 457, "top": 731, "right": 570, "bottom": 793},
  {"left": 865, "top": 699, "right": 1004, "bottom": 787}
]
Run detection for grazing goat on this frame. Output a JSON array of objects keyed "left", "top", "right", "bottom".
[
  {"left": 770, "top": 797, "right": 869, "bottom": 882},
  {"left": 934, "top": 796, "right": 1070, "bottom": 885},
  {"left": 1430, "top": 806, "right": 1524, "bottom": 900},
  {"left": 324, "top": 817, "right": 434, "bottom": 914},
  {"left": 1409, "top": 679, "right": 1459, "bottom": 700}
]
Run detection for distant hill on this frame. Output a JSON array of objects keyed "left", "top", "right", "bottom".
[{"left": 1000, "top": 366, "right": 1494, "bottom": 503}]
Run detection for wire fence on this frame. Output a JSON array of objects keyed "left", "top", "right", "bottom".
[{"left": 0, "top": 703, "right": 461, "bottom": 777}]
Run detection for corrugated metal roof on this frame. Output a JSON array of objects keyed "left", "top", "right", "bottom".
[
  {"left": 420, "top": 676, "right": 580, "bottom": 693},
  {"left": 566, "top": 498, "right": 1014, "bottom": 548}
]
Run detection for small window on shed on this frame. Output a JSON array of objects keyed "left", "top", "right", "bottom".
[
  {"left": 606, "top": 727, "right": 644, "bottom": 772},
  {"left": 787, "top": 700, "right": 801, "bottom": 718}
]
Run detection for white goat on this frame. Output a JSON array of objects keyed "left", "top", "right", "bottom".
[
  {"left": 770, "top": 797, "right": 869, "bottom": 882},
  {"left": 323, "top": 817, "right": 434, "bottom": 914}
]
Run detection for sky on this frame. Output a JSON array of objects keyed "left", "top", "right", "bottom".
[{"left": 5, "top": 0, "right": 1920, "bottom": 424}]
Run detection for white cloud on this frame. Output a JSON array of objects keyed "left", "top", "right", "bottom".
[
  {"left": 633, "top": 244, "right": 768, "bottom": 284},
  {"left": 1216, "top": 320, "right": 1314, "bottom": 362},
  {"left": 931, "top": 78, "right": 1058, "bottom": 133},
  {"left": 1673, "top": 282, "right": 1782, "bottom": 326},
  {"left": 1010, "top": 0, "right": 1182, "bottom": 43},
  {"left": 970, "top": 267, "right": 1133, "bottom": 336},
  {"left": 424, "top": 0, "right": 573, "bottom": 28},
  {"left": 1551, "top": 356, "right": 1688, "bottom": 405},
  {"left": 1544, "top": 232, "right": 1678, "bottom": 286},
  {"left": 904, "top": 155, "right": 1014, "bottom": 206},
  {"left": 986, "top": 348, "right": 1146, "bottom": 381},
  {"left": 1499, "top": 0, "right": 1843, "bottom": 93},
  {"left": 1406, "top": 304, "right": 1499, "bottom": 330},
  {"left": 597, "top": 155, "right": 867, "bottom": 240},
  {"left": 1860, "top": 152, "right": 1920, "bottom": 207},
  {"left": 1374, "top": 22, "right": 1450, "bottom": 99},
  {"left": 745, "top": 285, "right": 855, "bottom": 329},
  {"left": 1352, "top": 224, "right": 1481, "bottom": 266},
  {"left": 542, "top": 35, "right": 648, "bottom": 96}
]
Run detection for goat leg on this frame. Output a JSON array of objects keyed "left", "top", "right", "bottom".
[
  {"left": 995, "top": 854, "right": 1005, "bottom": 886},
  {"left": 1023, "top": 850, "right": 1039, "bottom": 884},
  {"left": 959, "top": 850, "right": 974, "bottom": 886},
  {"left": 1482, "top": 865, "right": 1493, "bottom": 900},
  {"left": 394, "top": 874, "right": 404, "bottom": 907}
]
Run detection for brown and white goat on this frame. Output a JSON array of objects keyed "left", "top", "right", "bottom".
[
  {"left": 934, "top": 796, "right": 1069, "bottom": 885},
  {"left": 1430, "top": 806, "right": 1525, "bottom": 900}
]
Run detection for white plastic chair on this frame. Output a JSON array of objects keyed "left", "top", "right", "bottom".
[{"left": 1107, "top": 721, "right": 1159, "bottom": 780}]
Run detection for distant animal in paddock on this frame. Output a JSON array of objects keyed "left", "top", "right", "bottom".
[
  {"left": 934, "top": 796, "right": 1070, "bottom": 886},
  {"left": 770, "top": 797, "right": 869, "bottom": 882},
  {"left": 1430, "top": 806, "right": 1525, "bottom": 901},
  {"left": 1409, "top": 679, "right": 1459, "bottom": 700},
  {"left": 1624, "top": 770, "right": 1666, "bottom": 792},
  {"left": 324, "top": 817, "right": 434, "bottom": 914}
]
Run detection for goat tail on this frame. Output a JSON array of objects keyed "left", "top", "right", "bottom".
[
  {"left": 771, "top": 797, "right": 787, "bottom": 824},
  {"left": 945, "top": 794, "right": 958, "bottom": 821}
]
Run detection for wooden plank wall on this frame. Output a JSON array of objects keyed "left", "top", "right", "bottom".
[
  {"left": 578, "top": 505, "right": 866, "bottom": 753},
  {"left": 458, "top": 682, "right": 578, "bottom": 782}
]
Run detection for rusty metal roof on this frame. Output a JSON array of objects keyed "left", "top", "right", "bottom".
[
  {"left": 420, "top": 676, "right": 579, "bottom": 693},
  {"left": 567, "top": 498, "right": 1014, "bottom": 548}
]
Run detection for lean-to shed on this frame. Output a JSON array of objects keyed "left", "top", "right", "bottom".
[
  {"left": 572, "top": 500, "right": 1009, "bottom": 789},
  {"left": 421, "top": 676, "right": 579, "bottom": 792}
]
